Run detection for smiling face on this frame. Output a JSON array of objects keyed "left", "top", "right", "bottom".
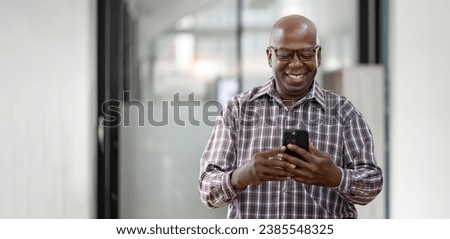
[{"left": 266, "top": 15, "right": 321, "bottom": 102}]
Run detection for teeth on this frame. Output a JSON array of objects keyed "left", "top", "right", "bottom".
[{"left": 287, "top": 74, "right": 303, "bottom": 80}]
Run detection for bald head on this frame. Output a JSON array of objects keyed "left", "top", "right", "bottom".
[{"left": 269, "top": 15, "right": 319, "bottom": 46}]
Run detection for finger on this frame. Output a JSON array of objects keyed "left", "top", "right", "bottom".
[
  {"left": 309, "top": 142, "right": 321, "bottom": 156},
  {"left": 286, "top": 144, "right": 314, "bottom": 162},
  {"left": 262, "top": 167, "right": 294, "bottom": 179},
  {"left": 270, "top": 176, "right": 293, "bottom": 182},
  {"left": 281, "top": 164, "right": 314, "bottom": 181},
  {"left": 309, "top": 142, "right": 328, "bottom": 158},
  {"left": 309, "top": 141, "right": 315, "bottom": 152},
  {"left": 268, "top": 156, "right": 297, "bottom": 170},
  {"left": 261, "top": 146, "right": 286, "bottom": 157},
  {"left": 277, "top": 153, "right": 308, "bottom": 168},
  {"left": 272, "top": 158, "right": 298, "bottom": 170},
  {"left": 265, "top": 166, "right": 294, "bottom": 176}
]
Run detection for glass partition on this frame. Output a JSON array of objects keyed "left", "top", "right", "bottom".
[{"left": 119, "top": 0, "right": 384, "bottom": 219}]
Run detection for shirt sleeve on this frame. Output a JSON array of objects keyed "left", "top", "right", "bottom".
[
  {"left": 198, "top": 100, "right": 239, "bottom": 208},
  {"left": 336, "top": 113, "right": 383, "bottom": 205}
]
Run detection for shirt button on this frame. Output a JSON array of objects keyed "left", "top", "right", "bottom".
[
  {"left": 280, "top": 215, "right": 286, "bottom": 219},
  {"left": 282, "top": 187, "right": 287, "bottom": 192}
]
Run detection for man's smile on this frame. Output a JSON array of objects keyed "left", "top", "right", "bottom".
[{"left": 286, "top": 73, "right": 306, "bottom": 82}]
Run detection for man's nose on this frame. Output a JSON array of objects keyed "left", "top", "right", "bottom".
[{"left": 289, "top": 52, "right": 304, "bottom": 66}]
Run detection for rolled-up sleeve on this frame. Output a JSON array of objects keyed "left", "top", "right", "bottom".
[
  {"left": 198, "top": 100, "right": 239, "bottom": 208},
  {"left": 337, "top": 115, "right": 383, "bottom": 205}
]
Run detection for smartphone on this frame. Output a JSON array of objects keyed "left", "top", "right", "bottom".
[{"left": 282, "top": 129, "right": 309, "bottom": 157}]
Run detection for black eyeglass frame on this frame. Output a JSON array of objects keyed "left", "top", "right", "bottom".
[{"left": 268, "top": 45, "right": 321, "bottom": 62}]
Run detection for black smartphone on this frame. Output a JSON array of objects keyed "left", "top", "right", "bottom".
[{"left": 282, "top": 129, "right": 309, "bottom": 157}]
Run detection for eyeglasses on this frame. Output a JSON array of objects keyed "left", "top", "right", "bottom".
[{"left": 268, "top": 45, "right": 320, "bottom": 62}]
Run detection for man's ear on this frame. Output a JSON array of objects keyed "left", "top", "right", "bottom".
[
  {"left": 266, "top": 48, "right": 272, "bottom": 67},
  {"left": 316, "top": 46, "right": 322, "bottom": 67}
]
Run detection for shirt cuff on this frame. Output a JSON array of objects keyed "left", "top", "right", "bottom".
[
  {"left": 329, "top": 167, "right": 344, "bottom": 190},
  {"left": 222, "top": 171, "right": 239, "bottom": 200}
]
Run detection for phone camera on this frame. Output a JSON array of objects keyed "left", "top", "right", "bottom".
[{"left": 286, "top": 134, "right": 296, "bottom": 144}]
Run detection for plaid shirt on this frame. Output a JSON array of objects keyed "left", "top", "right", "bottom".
[{"left": 199, "top": 77, "right": 383, "bottom": 219}]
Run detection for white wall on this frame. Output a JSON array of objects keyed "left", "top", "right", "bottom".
[
  {"left": 0, "top": 0, "right": 97, "bottom": 218},
  {"left": 390, "top": 0, "right": 450, "bottom": 218}
]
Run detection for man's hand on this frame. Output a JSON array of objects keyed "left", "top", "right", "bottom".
[
  {"left": 278, "top": 142, "right": 342, "bottom": 188},
  {"left": 231, "top": 147, "right": 297, "bottom": 191}
]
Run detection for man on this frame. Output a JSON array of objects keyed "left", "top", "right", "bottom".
[{"left": 198, "top": 14, "right": 383, "bottom": 219}]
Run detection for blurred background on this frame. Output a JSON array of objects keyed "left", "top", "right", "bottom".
[{"left": 0, "top": 0, "right": 449, "bottom": 219}]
